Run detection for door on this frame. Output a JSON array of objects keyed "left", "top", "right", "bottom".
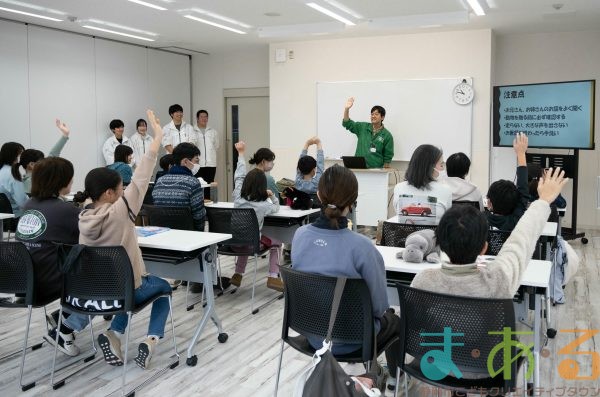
[{"left": 225, "top": 96, "right": 269, "bottom": 201}]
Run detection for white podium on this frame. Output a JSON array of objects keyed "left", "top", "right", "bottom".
[{"left": 352, "top": 169, "right": 395, "bottom": 226}]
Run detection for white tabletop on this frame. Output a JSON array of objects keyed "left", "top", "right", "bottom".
[
  {"left": 542, "top": 222, "right": 558, "bottom": 237},
  {"left": 136, "top": 228, "right": 231, "bottom": 252},
  {"left": 378, "top": 245, "right": 551, "bottom": 289},
  {"left": 206, "top": 202, "right": 319, "bottom": 219},
  {"left": 0, "top": 213, "right": 15, "bottom": 220}
]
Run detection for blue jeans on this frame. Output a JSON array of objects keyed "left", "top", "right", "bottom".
[{"left": 63, "top": 275, "right": 171, "bottom": 338}]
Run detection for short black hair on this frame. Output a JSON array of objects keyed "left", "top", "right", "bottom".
[
  {"left": 297, "top": 156, "right": 317, "bottom": 176},
  {"left": 405, "top": 144, "right": 443, "bottom": 189},
  {"left": 196, "top": 109, "right": 208, "bottom": 119},
  {"left": 19, "top": 149, "right": 44, "bottom": 169},
  {"left": 446, "top": 152, "right": 471, "bottom": 178},
  {"left": 371, "top": 105, "right": 386, "bottom": 118},
  {"left": 109, "top": 119, "right": 124, "bottom": 131},
  {"left": 172, "top": 142, "right": 200, "bottom": 165},
  {"left": 30, "top": 157, "right": 74, "bottom": 199},
  {"left": 241, "top": 168, "right": 268, "bottom": 202},
  {"left": 436, "top": 205, "right": 488, "bottom": 264},
  {"left": 487, "top": 180, "right": 519, "bottom": 215},
  {"left": 159, "top": 154, "right": 174, "bottom": 171},
  {"left": 136, "top": 119, "right": 147, "bottom": 129},
  {"left": 114, "top": 144, "right": 133, "bottom": 163},
  {"left": 169, "top": 104, "right": 183, "bottom": 116}
]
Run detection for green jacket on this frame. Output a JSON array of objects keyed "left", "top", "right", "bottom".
[{"left": 342, "top": 119, "right": 394, "bottom": 168}]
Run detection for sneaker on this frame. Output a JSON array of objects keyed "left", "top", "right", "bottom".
[
  {"left": 267, "top": 277, "right": 284, "bottom": 292},
  {"left": 135, "top": 337, "right": 157, "bottom": 369},
  {"left": 44, "top": 329, "right": 80, "bottom": 357},
  {"left": 98, "top": 331, "right": 124, "bottom": 366},
  {"left": 230, "top": 273, "right": 243, "bottom": 287}
]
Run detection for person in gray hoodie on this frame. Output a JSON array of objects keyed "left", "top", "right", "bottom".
[
  {"left": 229, "top": 141, "right": 283, "bottom": 292},
  {"left": 442, "top": 152, "right": 484, "bottom": 210}
]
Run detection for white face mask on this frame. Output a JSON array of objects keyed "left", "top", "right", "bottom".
[
  {"left": 433, "top": 168, "right": 447, "bottom": 180},
  {"left": 191, "top": 162, "right": 201, "bottom": 175}
]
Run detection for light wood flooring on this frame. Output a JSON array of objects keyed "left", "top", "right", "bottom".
[{"left": 0, "top": 230, "right": 598, "bottom": 397}]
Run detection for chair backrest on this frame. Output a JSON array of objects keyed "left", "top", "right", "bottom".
[
  {"left": 0, "top": 242, "right": 34, "bottom": 304},
  {"left": 452, "top": 200, "right": 480, "bottom": 210},
  {"left": 280, "top": 266, "right": 374, "bottom": 361},
  {"left": 206, "top": 207, "right": 261, "bottom": 252},
  {"left": 380, "top": 222, "right": 437, "bottom": 247},
  {"left": 0, "top": 193, "right": 16, "bottom": 232},
  {"left": 143, "top": 182, "right": 155, "bottom": 205},
  {"left": 144, "top": 205, "right": 194, "bottom": 231},
  {"left": 486, "top": 229, "right": 511, "bottom": 255},
  {"left": 58, "top": 245, "right": 135, "bottom": 315},
  {"left": 396, "top": 284, "right": 517, "bottom": 382}
]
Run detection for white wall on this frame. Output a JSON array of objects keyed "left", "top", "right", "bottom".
[
  {"left": 191, "top": 46, "right": 269, "bottom": 199},
  {"left": 0, "top": 20, "right": 191, "bottom": 190},
  {"left": 493, "top": 30, "right": 600, "bottom": 229},
  {"left": 269, "top": 30, "right": 493, "bottom": 192}
]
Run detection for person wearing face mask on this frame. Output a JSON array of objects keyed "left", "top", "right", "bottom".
[
  {"left": 441, "top": 152, "right": 484, "bottom": 211},
  {"left": 392, "top": 144, "right": 452, "bottom": 225},
  {"left": 248, "top": 147, "right": 281, "bottom": 203},
  {"left": 151, "top": 142, "right": 205, "bottom": 231}
]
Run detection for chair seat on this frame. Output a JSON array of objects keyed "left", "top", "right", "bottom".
[
  {"left": 404, "top": 355, "right": 525, "bottom": 393},
  {"left": 217, "top": 244, "right": 271, "bottom": 257}
]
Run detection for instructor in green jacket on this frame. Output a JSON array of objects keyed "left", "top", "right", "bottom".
[{"left": 342, "top": 97, "right": 394, "bottom": 168}]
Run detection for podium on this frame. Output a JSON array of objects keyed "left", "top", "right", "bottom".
[{"left": 351, "top": 169, "right": 395, "bottom": 226}]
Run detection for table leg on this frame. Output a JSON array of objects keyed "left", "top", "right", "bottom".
[
  {"left": 0, "top": 219, "right": 3, "bottom": 241},
  {"left": 185, "top": 244, "right": 227, "bottom": 366},
  {"left": 532, "top": 292, "right": 542, "bottom": 389}
]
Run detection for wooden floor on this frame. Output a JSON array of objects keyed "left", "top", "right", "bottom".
[{"left": 0, "top": 229, "right": 598, "bottom": 397}]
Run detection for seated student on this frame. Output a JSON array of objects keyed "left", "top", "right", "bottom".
[
  {"left": 0, "top": 142, "right": 26, "bottom": 216},
  {"left": 295, "top": 136, "right": 324, "bottom": 195},
  {"left": 291, "top": 164, "right": 402, "bottom": 389},
  {"left": 248, "top": 147, "right": 281, "bottom": 203},
  {"left": 15, "top": 157, "right": 82, "bottom": 356},
  {"left": 527, "top": 162, "right": 567, "bottom": 208},
  {"left": 393, "top": 144, "right": 452, "bottom": 225},
  {"left": 485, "top": 133, "right": 530, "bottom": 231},
  {"left": 19, "top": 119, "right": 71, "bottom": 194},
  {"left": 102, "top": 119, "right": 131, "bottom": 166},
  {"left": 412, "top": 166, "right": 567, "bottom": 299},
  {"left": 155, "top": 153, "right": 174, "bottom": 181},
  {"left": 152, "top": 143, "right": 205, "bottom": 231},
  {"left": 73, "top": 110, "right": 171, "bottom": 370},
  {"left": 442, "top": 152, "right": 484, "bottom": 210},
  {"left": 107, "top": 144, "right": 134, "bottom": 186},
  {"left": 230, "top": 141, "right": 283, "bottom": 292}
]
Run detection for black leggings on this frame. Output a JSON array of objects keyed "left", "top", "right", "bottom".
[{"left": 378, "top": 310, "right": 401, "bottom": 376}]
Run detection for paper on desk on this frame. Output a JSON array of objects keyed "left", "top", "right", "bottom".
[{"left": 136, "top": 226, "right": 170, "bottom": 237}]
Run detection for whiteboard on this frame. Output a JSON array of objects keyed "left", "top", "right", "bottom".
[{"left": 317, "top": 79, "right": 473, "bottom": 162}]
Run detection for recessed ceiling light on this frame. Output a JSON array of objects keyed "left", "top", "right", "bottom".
[
  {"left": 465, "top": 0, "right": 485, "bottom": 16},
  {"left": 188, "top": 8, "right": 252, "bottom": 29},
  {"left": 82, "top": 25, "right": 155, "bottom": 41},
  {"left": 258, "top": 21, "right": 344, "bottom": 38},
  {"left": 83, "top": 19, "right": 158, "bottom": 36},
  {"left": 306, "top": 2, "right": 355, "bottom": 26},
  {"left": 183, "top": 15, "right": 247, "bottom": 34},
  {"left": 322, "top": 0, "right": 363, "bottom": 19},
  {"left": 0, "top": 0, "right": 65, "bottom": 16},
  {"left": 0, "top": 5, "right": 62, "bottom": 21},
  {"left": 127, "top": 0, "right": 166, "bottom": 11},
  {"left": 264, "top": 12, "right": 281, "bottom": 17}
]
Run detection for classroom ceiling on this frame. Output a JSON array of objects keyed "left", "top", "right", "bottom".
[{"left": 1, "top": 0, "right": 600, "bottom": 54}]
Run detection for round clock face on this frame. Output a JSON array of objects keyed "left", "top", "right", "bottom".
[{"left": 453, "top": 83, "right": 474, "bottom": 105}]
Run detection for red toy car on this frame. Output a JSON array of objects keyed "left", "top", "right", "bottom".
[{"left": 400, "top": 204, "right": 432, "bottom": 216}]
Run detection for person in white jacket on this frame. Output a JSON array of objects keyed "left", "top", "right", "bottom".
[
  {"left": 442, "top": 152, "right": 484, "bottom": 210},
  {"left": 194, "top": 109, "right": 220, "bottom": 199},
  {"left": 129, "top": 118, "right": 153, "bottom": 169},
  {"left": 162, "top": 104, "right": 196, "bottom": 154},
  {"left": 102, "top": 119, "right": 131, "bottom": 166}
]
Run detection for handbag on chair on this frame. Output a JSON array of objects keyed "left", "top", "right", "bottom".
[{"left": 294, "top": 277, "right": 383, "bottom": 397}]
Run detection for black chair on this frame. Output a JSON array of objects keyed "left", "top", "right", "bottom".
[
  {"left": 274, "top": 266, "right": 399, "bottom": 396},
  {"left": 452, "top": 200, "right": 481, "bottom": 210},
  {"left": 0, "top": 193, "right": 17, "bottom": 239},
  {"left": 394, "top": 284, "right": 529, "bottom": 397},
  {"left": 143, "top": 205, "right": 194, "bottom": 230},
  {"left": 486, "top": 229, "right": 512, "bottom": 255},
  {"left": 143, "top": 182, "right": 155, "bottom": 205},
  {"left": 51, "top": 245, "right": 179, "bottom": 396},
  {"left": 0, "top": 242, "right": 95, "bottom": 391},
  {"left": 380, "top": 221, "right": 438, "bottom": 248},
  {"left": 206, "top": 206, "right": 274, "bottom": 315}
]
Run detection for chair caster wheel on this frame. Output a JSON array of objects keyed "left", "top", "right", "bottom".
[
  {"left": 53, "top": 380, "right": 65, "bottom": 390},
  {"left": 218, "top": 333, "right": 228, "bottom": 343},
  {"left": 103, "top": 315, "right": 112, "bottom": 321},
  {"left": 186, "top": 355, "right": 198, "bottom": 366},
  {"left": 252, "top": 309, "right": 259, "bottom": 315},
  {"left": 582, "top": 237, "right": 588, "bottom": 244},
  {"left": 31, "top": 342, "right": 43, "bottom": 351},
  {"left": 547, "top": 328, "right": 557, "bottom": 338}
]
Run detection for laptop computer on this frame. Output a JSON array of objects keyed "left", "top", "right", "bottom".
[{"left": 341, "top": 156, "right": 368, "bottom": 169}]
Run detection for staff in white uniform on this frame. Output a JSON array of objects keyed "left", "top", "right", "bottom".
[
  {"left": 129, "top": 118, "right": 153, "bottom": 168},
  {"left": 194, "top": 109, "right": 220, "bottom": 199},
  {"left": 102, "top": 119, "right": 132, "bottom": 165},
  {"left": 162, "top": 104, "right": 196, "bottom": 154}
]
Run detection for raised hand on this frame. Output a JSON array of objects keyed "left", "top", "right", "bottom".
[
  {"left": 537, "top": 167, "right": 568, "bottom": 204},
  {"left": 146, "top": 109, "right": 163, "bottom": 154},
  {"left": 513, "top": 132, "right": 528, "bottom": 155},
  {"left": 55, "top": 119, "right": 70, "bottom": 137},
  {"left": 235, "top": 141, "right": 246, "bottom": 154},
  {"left": 345, "top": 97, "right": 355, "bottom": 110}
]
